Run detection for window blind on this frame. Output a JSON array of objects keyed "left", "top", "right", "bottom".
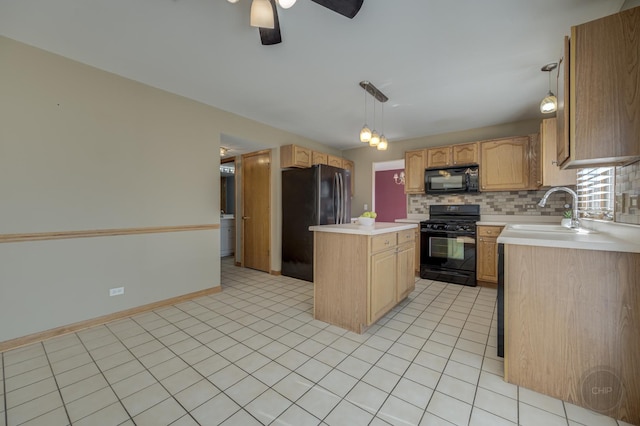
[{"left": 576, "top": 167, "right": 614, "bottom": 220}]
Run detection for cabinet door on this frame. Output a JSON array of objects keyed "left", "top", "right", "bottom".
[
  {"left": 312, "top": 151, "right": 328, "bottom": 165},
  {"left": 479, "top": 137, "right": 530, "bottom": 191},
  {"left": 452, "top": 143, "right": 478, "bottom": 165},
  {"left": 556, "top": 36, "right": 570, "bottom": 166},
  {"left": 280, "top": 145, "right": 311, "bottom": 168},
  {"left": 370, "top": 249, "right": 397, "bottom": 324},
  {"left": 476, "top": 226, "right": 502, "bottom": 284},
  {"left": 404, "top": 149, "right": 427, "bottom": 194},
  {"left": 477, "top": 237, "right": 498, "bottom": 283},
  {"left": 541, "top": 118, "right": 576, "bottom": 187},
  {"left": 327, "top": 155, "right": 343, "bottom": 168},
  {"left": 427, "top": 147, "right": 451, "bottom": 167},
  {"left": 396, "top": 243, "right": 415, "bottom": 301},
  {"left": 571, "top": 9, "right": 640, "bottom": 166}
]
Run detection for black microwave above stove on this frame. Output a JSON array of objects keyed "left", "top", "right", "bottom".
[{"left": 424, "top": 165, "right": 479, "bottom": 194}]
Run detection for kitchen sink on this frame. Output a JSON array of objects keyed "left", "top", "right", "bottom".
[{"left": 508, "top": 224, "right": 598, "bottom": 234}]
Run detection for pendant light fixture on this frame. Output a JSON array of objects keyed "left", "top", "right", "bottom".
[
  {"left": 540, "top": 62, "right": 558, "bottom": 114},
  {"left": 359, "top": 81, "right": 389, "bottom": 149},
  {"left": 250, "top": 0, "right": 275, "bottom": 29},
  {"left": 369, "top": 99, "right": 379, "bottom": 147},
  {"left": 359, "top": 86, "right": 371, "bottom": 143},
  {"left": 377, "top": 102, "right": 388, "bottom": 150},
  {"left": 277, "top": 0, "right": 296, "bottom": 8}
]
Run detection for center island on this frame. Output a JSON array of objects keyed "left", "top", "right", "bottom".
[{"left": 309, "top": 222, "right": 418, "bottom": 333}]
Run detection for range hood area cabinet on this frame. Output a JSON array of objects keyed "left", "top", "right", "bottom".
[
  {"left": 427, "top": 142, "right": 479, "bottom": 168},
  {"left": 404, "top": 142, "right": 479, "bottom": 194},
  {"left": 557, "top": 6, "right": 640, "bottom": 169}
]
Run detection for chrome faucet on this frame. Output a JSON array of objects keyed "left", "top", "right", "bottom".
[{"left": 538, "top": 186, "right": 580, "bottom": 228}]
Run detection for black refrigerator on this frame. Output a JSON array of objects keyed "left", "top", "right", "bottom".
[{"left": 282, "top": 164, "right": 351, "bottom": 282}]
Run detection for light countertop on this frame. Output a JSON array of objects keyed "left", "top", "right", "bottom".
[
  {"left": 497, "top": 221, "right": 640, "bottom": 253},
  {"left": 310, "top": 222, "right": 417, "bottom": 235}
]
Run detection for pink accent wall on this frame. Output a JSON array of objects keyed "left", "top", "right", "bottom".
[{"left": 375, "top": 169, "right": 407, "bottom": 222}]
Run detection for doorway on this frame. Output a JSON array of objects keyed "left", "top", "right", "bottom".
[
  {"left": 241, "top": 150, "right": 271, "bottom": 273},
  {"left": 373, "top": 159, "right": 407, "bottom": 221}
]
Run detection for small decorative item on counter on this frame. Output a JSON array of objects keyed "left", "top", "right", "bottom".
[
  {"left": 561, "top": 210, "right": 572, "bottom": 227},
  {"left": 359, "top": 211, "right": 377, "bottom": 226}
]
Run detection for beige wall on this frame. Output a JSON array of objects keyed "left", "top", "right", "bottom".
[
  {"left": 343, "top": 119, "right": 542, "bottom": 216},
  {"left": 0, "top": 36, "right": 335, "bottom": 342}
]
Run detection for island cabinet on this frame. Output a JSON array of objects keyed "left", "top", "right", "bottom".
[
  {"left": 427, "top": 142, "right": 479, "bottom": 168},
  {"left": 558, "top": 7, "right": 640, "bottom": 168},
  {"left": 404, "top": 149, "right": 427, "bottom": 194},
  {"left": 479, "top": 136, "right": 531, "bottom": 191},
  {"left": 504, "top": 244, "right": 640, "bottom": 425},
  {"left": 476, "top": 225, "right": 503, "bottom": 287},
  {"left": 313, "top": 225, "right": 416, "bottom": 333}
]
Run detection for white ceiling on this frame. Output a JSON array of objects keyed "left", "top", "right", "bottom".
[{"left": 0, "top": 0, "right": 624, "bottom": 151}]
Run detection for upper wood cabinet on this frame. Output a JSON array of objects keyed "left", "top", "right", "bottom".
[
  {"left": 327, "top": 155, "right": 343, "bottom": 168},
  {"left": 452, "top": 142, "right": 479, "bottom": 166},
  {"left": 541, "top": 118, "right": 577, "bottom": 187},
  {"left": 480, "top": 136, "right": 531, "bottom": 191},
  {"left": 312, "top": 151, "right": 328, "bottom": 165},
  {"left": 559, "top": 7, "right": 640, "bottom": 168},
  {"left": 426, "top": 143, "right": 479, "bottom": 168},
  {"left": 404, "top": 149, "right": 427, "bottom": 194},
  {"left": 280, "top": 144, "right": 311, "bottom": 168},
  {"left": 426, "top": 147, "right": 450, "bottom": 168}
]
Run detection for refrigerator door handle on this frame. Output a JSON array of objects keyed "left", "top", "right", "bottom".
[
  {"left": 336, "top": 172, "right": 342, "bottom": 224},
  {"left": 338, "top": 172, "right": 345, "bottom": 224},
  {"left": 333, "top": 172, "right": 339, "bottom": 224}
]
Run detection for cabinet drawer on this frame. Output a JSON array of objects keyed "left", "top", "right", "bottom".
[
  {"left": 398, "top": 229, "right": 415, "bottom": 245},
  {"left": 477, "top": 226, "right": 503, "bottom": 238},
  {"left": 371, "top": 233, "right": 397, "bottom": 253}
]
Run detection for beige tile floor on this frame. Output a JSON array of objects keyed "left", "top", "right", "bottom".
[{"left": 0, "top": 257, "right": 630, "bottom": 426}]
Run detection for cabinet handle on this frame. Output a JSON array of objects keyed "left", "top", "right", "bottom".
[
  {"left": 242, "top": 216, "right": 250, "bottom": 220},
  {"left": 486, "top": 230, "right": 492, "bottom": 234},
  {"left": 551, "top": 160, "right": 558, "bottom": 165},
  {"left": 385, "top": 240, "right": 390, "bottom": 245}
]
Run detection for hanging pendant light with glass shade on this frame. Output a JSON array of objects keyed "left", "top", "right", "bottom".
[
  {"left": 369, "top": 99, "right": 379, "bottom": 147},
  {"left": 359, "top": 85, "right": 371, "bottom": 143},
  {"left": 540, "top": 62, "right": 558, "bottom": 114},
  {"left": 277, "top": 0, "right": 296, "bottom": 8},
  {"left": 250, "top": 0, "right": 275, "bottom": 29},
  {"left": 377, "top": 102, "right": 388, "bottom": 150}
]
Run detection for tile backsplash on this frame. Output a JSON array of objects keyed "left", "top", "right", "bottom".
[
  {"left": 615, "top": 161, "right": 640, "bottom": 225},
  {"left": 408, "top": 189, "right": 571, "bottom": 216}
]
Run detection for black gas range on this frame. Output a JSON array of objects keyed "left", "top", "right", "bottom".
[{"left": 420, "top": 204, "right": 480, "bottom": 286}]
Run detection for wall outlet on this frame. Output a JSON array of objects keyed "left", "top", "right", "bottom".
[
  {"left": 109, "top": 287, "right": 124, "bottom": 297},
  {"left": 364, "top": 204, "right": 368, "bottom": 211},
  {"left": 525, "top": 204, "right": 537, "bottom": 209}
]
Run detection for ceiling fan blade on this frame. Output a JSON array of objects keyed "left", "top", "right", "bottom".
[
  {"left": 259, "top": 0, "right": 282, "bottom": 45},
  {"left": 310, "top": 0, "right": 364, "bottom": 19}
]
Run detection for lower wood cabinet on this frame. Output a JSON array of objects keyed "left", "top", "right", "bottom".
[
  {"left": 313, "top": 227, "right": 416, "bottom": 333},
  {"left": 476, "top": 225, "right": 503, "bottom": 286}
]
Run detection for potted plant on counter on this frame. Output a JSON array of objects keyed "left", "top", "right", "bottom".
[{"left": 561, "top": 210, "right": 572, "bottom": 227}]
